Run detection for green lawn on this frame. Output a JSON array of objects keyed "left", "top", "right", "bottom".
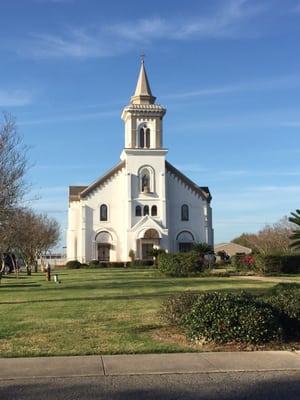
[{"left": 0, "top": 268, "right": 296, "bottom": 357}]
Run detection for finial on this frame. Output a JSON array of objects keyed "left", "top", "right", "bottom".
[{"left": 140, "top": 51, "right": 145, "bottom": 64}]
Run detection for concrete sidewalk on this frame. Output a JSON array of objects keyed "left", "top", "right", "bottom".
[{"left": 1, "top": 351, "right": 300, "bottom": 380}]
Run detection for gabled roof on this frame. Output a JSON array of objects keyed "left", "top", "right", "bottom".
[
  {"left": 165, "top": 161, "right": 212, "bottom": 202},
  {"left": 130, "top": 214, "right": 168, "bottom": 238},
  {"left": 80, "top": 160, "right": 126, "bottom": 198},
  {"left": 69, "top": 161, "right": 125, "bottom": 201}
]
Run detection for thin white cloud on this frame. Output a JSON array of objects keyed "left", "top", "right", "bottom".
[
  {"left": 173, "top": 163, "right": 208, "bottom": 173},
  {"left": 32, "top": 186, "right": 67, "bottom": 195},
  {"left": 169, "top": 106, "right": 300, "bottom": 131},
  {"left": 250, "top": 185, "right": 300, "bottom": 193},
  {"left": 33, "top": 164, "right": 100, "bottom": 171},
  {"left": 17, "top": 0, "right": 266, "bottom": 59},
  {"left": 108, "top": 0, "right": 264, "bottom": 41},
  {"left": 291, "top": 2, "right": 300, "bottom": 13},
  {"left": 19, "top": 109, "right": 118, "bottom": 125},
  {"left": 25, "top": 30, "right": 122, "bottom": 59},
  {"left": 280, "top": 121, "right": 300, "bottom": 128},
  {"left": 163, "top": 74, "right": 300, "bottom": 100},
  {"left": 0, "top": 89, "right": 33, "bottom": 106}
]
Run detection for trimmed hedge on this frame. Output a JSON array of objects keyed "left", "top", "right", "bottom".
[
  {"left": 86, "top": 260, "right": 153, "bottom": 268},
  {"left": 255, "top": 255, "right": 300, "bottom": 274},
  {"left": 160, "top": 291, "right": 199, "bottom": 325},
  {"left": 160, "top": 285, "right": 300, "bottom": 344},
  {"left": 65, "top": 260, "right": 82, "bottom": 269},
  {"left": 184, "top": 292, "right": 282, "bottom": 344},
  {"left": 158, "top": 252, "right": 203, "bottom": 277},
  {"left": 264, "top": 283, "right": 300, "bottom": 339}
]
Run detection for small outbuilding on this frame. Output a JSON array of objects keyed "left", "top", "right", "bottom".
[{"left": 214, "top": 242, "right": 252, "bottom": 257}]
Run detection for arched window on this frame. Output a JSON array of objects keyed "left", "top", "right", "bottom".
[
  {"left": 139, "top": 128, "right": 145, "bottom": 148},
  {"left": 176, "top": 230, "right": 194, "bottom": 253},
  {"left": 151, "top": 205, "right": 157, "bottom": 216},
  {"left": 143, "top": 205, "right": 149, "bottom": 216},
  {"left": 144, "top": 229, "right": 159, "bottom": 239},
  {"left": 100, "top": 204, "right": 108, "bottom": 221},
  {"left": 181, "top": 204, "right": 189, "bottom": 221},
  {"left": 145, "top": 128, "right": 150, "bottom": 148},
  {"left": 135, "top": 205, "right": 142, "bottom": 216},
  {"left": 138, "top": 125, "right": 151, "bottom": 148}
]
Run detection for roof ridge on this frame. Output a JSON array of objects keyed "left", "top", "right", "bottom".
[{"left": 80, "top": 160, "right": 126, "bottom": 198}]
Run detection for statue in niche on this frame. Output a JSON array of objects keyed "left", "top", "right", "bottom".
[{"left": 142, "top": 173, "right": 150, "bottom": 193}]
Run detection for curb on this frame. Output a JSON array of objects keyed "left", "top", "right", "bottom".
[{"left": 0, "top": 351, "right": 299, "bottom": 380}]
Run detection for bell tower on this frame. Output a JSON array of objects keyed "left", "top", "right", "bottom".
[
  {"left": 121, "top": 59, "right": 166, "bottom": 149},
  {"left": 120, "top": 59, "right": 169, "bottom": 254}
]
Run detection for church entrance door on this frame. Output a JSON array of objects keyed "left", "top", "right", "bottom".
[
  {"left": 98, "top": 244, "right": 110, "bottom": 262},
  {"left": 142, "top": 243, "right": 154, "bottom": 260}
]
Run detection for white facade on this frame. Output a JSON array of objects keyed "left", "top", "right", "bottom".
[{"left": 67, "top": 61, "right": 213, "bottom": 263}]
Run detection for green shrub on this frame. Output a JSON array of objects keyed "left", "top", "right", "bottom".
[
  {"left": 65, "top": 260, "right": 82, "bottom": 269},
  {"left": 263, "top": 283, "right": 300, "bottom": 339},
  {"left": 184, "top": 291, "right": 282, "bottom": 344},
  {"left": 88, "top": 260, "right": 102, "bottom": 268},
  {"left": 158, "top": 252, "right": 203, "bottom": 277},
  {"left": 87, "top": 261, "right": 152, "bottom": 268},
  {"left": 160, "top": 292, "right": 199, "bottom": 325},
  {"left": 254, "top": 255, "right": 300, "bottom": 274},
  {"left": 137, "top": 260, "right": 154, "bottom": 267}
]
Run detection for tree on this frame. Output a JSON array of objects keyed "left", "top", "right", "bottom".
[
  {"left": 0, "top": 115, "right": 60, "bottom": 280},
  {"left": 0, "top": 114, "right": 28, "bottom": 277},
  {"left": 232, "top": 233, "right": 257, "bottom": 249},
  {"left": 12, "top": 208, "right": 60, "bottom": 275},
  {"left": 232, "top": 217, "right": 296, "bottom": 255},
  {"left": 289, "top": 209, "right": 300, "bottom": 251}
]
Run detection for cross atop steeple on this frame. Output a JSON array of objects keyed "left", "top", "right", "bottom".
[{"left": 131, "top": 58, "right": 156, "bottom": 105}]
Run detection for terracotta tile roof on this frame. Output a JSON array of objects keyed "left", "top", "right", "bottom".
[
  {"left": 69, "top": 186, "right": 87, "bottom": 202},
  {"left": 165, "top": 161, "right": 212, "bottom": 202}
]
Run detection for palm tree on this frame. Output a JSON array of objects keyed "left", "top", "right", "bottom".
[
  {"left": 192, "top": 242, "right": 214, "bottom": 255},
  {"left": 289, "top": 209, "right": 300, "bottom": 250}
]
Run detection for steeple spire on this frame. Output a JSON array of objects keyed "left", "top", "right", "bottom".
[{"left": 131, "top": 59, "right": 156, "bottom": 105}]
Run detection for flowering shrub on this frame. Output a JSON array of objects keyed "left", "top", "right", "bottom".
[{"left": 231, "top": 254, "right": 255, "bottom": 270}]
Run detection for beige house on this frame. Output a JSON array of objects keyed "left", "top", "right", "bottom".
[{"left": 214, "top": 242, "right": 252, "bottom": 257}]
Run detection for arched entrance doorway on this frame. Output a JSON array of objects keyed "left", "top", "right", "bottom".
[
  {"left": 138, "top": 229, "right": 160, "bottom": 260},
  {"left": 95, "top": 231, "right": 113, "bottom": 262}
]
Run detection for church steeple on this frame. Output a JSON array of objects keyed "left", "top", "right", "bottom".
[
  {"left": 131, "top": 60, "right": 156, "bottom": 105},
  {"left": 121, "top": 59, "right": 166, "bottom": 150}
]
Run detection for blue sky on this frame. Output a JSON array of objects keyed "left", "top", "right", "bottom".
[{"left": 1, "top": 0, "right": 300, "bottom": 250}]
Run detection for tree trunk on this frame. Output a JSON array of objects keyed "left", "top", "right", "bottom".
[
  {"left": 34, "top": 260, "right": 38, "bottom": 273},
  {"left": 0, "top": 256, "right": 5, "bottom": 283},
  {"left": 8, "top": 253, "right": 18, "bottom": 279},
  {"left": 25, "top": 261, "right": 31, "bottom": 276}
]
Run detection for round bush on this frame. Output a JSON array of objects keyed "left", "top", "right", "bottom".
[
  {"left": 88, "top": 260, "right": 101, "bottom": 268},
  {"left": 184, "top": 292, "right": 282, "bottom": 344},
  {"left": 65, "top": 260, "right": 82, "bottom": 269},
  {"left": 160, "top": 291, "right": 199, "bottom": 325}
]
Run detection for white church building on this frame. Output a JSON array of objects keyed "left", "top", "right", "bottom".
[{"left": 67, "top": 61, "right": 213, "bottom": 263}]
